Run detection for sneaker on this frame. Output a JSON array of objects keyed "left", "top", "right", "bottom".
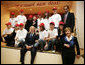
[{"left": 52, "top": 50, "right": 56, "bottom": 53}]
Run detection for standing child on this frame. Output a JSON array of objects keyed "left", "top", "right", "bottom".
[
  {"left": 43, "top": 10, "right": 50, "bottom": 31},
  {"left": 9, "top": 12, "right": 17, "bottom": 28},
  {"left": 49, "top": 7, "right": 61, "bottom": 30},
  {"left": 37, "top": 11, "right": 43, "bottom": 29},
  {"left": 16, "top": 9, "right": 27, "bottom": 26}
]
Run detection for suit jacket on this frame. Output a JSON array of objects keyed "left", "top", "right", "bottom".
[
  {"left": 62, "top": 12, "right": 75, "bottom": 32},
  {"left": 61, "top": 36, "right": 80, "bottom": 55},
  {"left": 25, "top": 33, "right": 39, "bottom": 46}
]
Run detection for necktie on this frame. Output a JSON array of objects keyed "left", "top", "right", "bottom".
[
  {"left": 64, "top": 14, "right": 67, "bottom": 24},
  {"left": 30, "top": 34, "right": 33, "bottom": 38}
]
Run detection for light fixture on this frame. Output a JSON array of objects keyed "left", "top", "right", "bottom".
[{"left": 30, "top": 9, "right": 32, "bottom": 10}]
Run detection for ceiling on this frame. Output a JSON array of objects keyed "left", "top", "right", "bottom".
[{"left": 1, "top": 1, "right": 73, "bottom": 15}]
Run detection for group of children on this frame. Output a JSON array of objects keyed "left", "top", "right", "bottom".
[{"left": 1, "top": 6, "right": 80, "bottom": 64}]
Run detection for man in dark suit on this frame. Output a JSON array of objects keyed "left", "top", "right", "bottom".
[
  {"left": 62, "top": 5, "right": 75, "bottom": 32},
  {"left": 20, "top": 26, "right": 39, "bottom": 64}
]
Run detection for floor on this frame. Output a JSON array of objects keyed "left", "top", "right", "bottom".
[{"left": 1, "top": 42, "right": 84, "bottom": 58}]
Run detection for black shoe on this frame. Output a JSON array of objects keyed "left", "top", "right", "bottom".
[
  {"left": 40, "top": 49, "right": 43, "bottom": 52},
  {"left": 21, "top": 62, "right": 24, "bottom": 64}
]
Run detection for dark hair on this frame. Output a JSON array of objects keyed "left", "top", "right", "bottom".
[
  {"left": 40, "top": 26, "right": 45, "bottom": 31},
  {"left": 64, "top": 5, "right": 69, "bottom": 9},
  {"left": 59, "top": 24, "right": 64, "bottom": 26},
  {"left": 50, "top": 23, "right": 55, "bottom": 25},
  {"left": 37, "top": 14, "right": 42, "bottom": 18}
]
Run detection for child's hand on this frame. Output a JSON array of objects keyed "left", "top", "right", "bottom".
[
  {"left": 3, "top": 38, "right": 5, "bottom": 42},
  {"left": 44, "top": 44, "right": 48, "bottom": 49}
]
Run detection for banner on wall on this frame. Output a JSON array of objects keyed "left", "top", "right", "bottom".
[{"left": 15, "top": 1, "right": 60, "bottom": 7}]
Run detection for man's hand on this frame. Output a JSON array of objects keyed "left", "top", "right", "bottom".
[
  {"left": 35, "top": 40, "right": 38, "bottom": 43},
  {"left": 64, "top": 44, "right": 70, "bottom": 48},
  {"left": 26, "top": 45, "right": 32, "bottom": 49}
]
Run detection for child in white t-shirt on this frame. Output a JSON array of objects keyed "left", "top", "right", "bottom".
[
  {"left": 47, "top": 22, "right": 58, "bottom": 51},
  {"left": 35, "top": 23, "right": 48, "bottom": 51}
]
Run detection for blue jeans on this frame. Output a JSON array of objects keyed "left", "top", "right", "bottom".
[
  {"left": 48, "top": 39, "right": 56, "bottom": 50},
  {"left": 35, "top": 39, "right": 47, "bottom": 50}
]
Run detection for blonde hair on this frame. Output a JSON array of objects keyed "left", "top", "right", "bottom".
[
  {"left": 64, "top": 27, "right": 72, "bottom": 32},
  {"left": 29, "top": 26, "right": 35, "bottom": 33}
]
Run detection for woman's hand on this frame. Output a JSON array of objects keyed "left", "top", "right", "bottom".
[
  {"left": 76, "top": 55, "right": 80, "bottom": 59},
  {"left": 72, "top": 33, "right": 75, "bottom": 36},
  {"left": 64, "top": 44, "right": 70, "bottom": 48}
]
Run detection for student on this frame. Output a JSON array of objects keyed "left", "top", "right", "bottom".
[
  {"left": 55, "top": 21, "right": 65, "bottom": 51},
  {"left": 47, "top": 22, "right": 58, "bottom": 52},
  {"left": 10, "top": 24, "right": 20, "bottom": 47},
  {"left": 20, "top": 26, "right": 39, "bottom": 64},
  {"left": 15, "top": 23, "right": 27, "bottom": 47},
  {"left": 16, "top": 9, "right": 27, "bottom": 26},
  {"left": 1, "top": 22, "right": 14, "bottom": 46},
  {"left": 32, "top": 15, "right": 37, "bottom": 28},
  {"left": 49, "top": 7, "right": 61, "bottom": 30},
  {"left": 37, "top": 11, "right": 43, "bottom": 29},
  {"left": 9, "top": 12, "right": 17, "bottom": 28},
  {"left": 43, "top": 10, "right": 50, "bottom": 31},
  {"left": 36, "top": 23, "right": 48, "bottom": 51},
  {"left": 61, "top": 27, "right": 80, "bottom": 64},
  {"left": 62, "top": 5, "right": 75, "bottom": 32},
  {"left": 25, "top": 15, "right": 33, "bottom": 32}
]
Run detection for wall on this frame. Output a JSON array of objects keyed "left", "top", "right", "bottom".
[
  {"left": 70, "top": 1, "right": 84, "bottom": 48},
  {"left": 75, "top": 1, "right": 84, "bottom": 48},
  {"left": 1, "top": 4, "right": 10, "bottom": 35}
]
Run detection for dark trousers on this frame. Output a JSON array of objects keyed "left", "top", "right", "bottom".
[
  {"left": 2, "top": 35, "right": 13, "bottom": 46},
  {"left": 62, "top": 53, "right": 75, "bottom": 64},
  {"left": 55, "top": 39, "right": 62, "bottom": 51},
  {"left": 1, "top": 34, "right": 15, "bottom": 46},
  {"left": 20, "top": 46, "right": 37, "bottom": 64},
  {"left": 38, "top": 39, "right": 46, "bottom": 50}
]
